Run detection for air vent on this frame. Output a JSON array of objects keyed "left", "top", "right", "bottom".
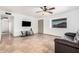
[{"left": 5, "top": 12, "right": 11, "bottom": 15}]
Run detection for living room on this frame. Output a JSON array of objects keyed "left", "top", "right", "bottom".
[{"left": 0, "top": 6, "right": 79, "bottom": 53}]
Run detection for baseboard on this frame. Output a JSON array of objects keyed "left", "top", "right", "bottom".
[
  {"left": 37, "top": 33, "right": 60, "bottom": 37},
  {"left": 45, "top": 34, "right": 60, "bottom": 37}
]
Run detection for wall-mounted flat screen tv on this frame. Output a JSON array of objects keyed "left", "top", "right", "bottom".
[
  {"left": 22, "top": 21, "right": 31, "bottom": 27},
  {"left": 52, "top": 18, "right": 67, "bottom": 28}
]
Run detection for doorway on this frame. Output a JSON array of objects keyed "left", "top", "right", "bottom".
[
  {"left": 38, "top": 20, "right": 44, "bottom": 34},
  {"left": 1, "top": 15, "right": 14, "bottom": 41}
]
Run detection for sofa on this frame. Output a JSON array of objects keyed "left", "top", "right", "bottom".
[
  {"left": 54, "top": 30, "right": 79, "bottom": 53},
  {"left": 54, "top": 38, "right": 79, "bottom": 53}
]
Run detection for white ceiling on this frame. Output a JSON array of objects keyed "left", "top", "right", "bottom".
[{"left": 0, "top": 6, "right": 79, "bottom": 18}]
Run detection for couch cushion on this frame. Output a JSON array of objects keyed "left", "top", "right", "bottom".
[{"left": 55, "top": 38, "right": 79, "bottom": 49}]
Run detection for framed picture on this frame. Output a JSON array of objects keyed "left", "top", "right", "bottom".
[{"left": 52, "top": 18, "right": 67, "bottom": 28}]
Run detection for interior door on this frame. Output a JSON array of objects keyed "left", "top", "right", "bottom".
[
  {"left": 2, "top": 19, "right": 9, "bottom": 33},
  {"left": 38, "top": 20, "right": 43, "bottom": 34},
  {"left": 0, "top": 18, "right": 1, "bottom": 40}
]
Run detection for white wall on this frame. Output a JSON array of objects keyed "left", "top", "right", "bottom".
[
  {"left": 13, "top": 13, "right": 38, "bottom": 36},
  {"left": 9, "top": 16, "right": 14, "bottom": 34},
  {"left": 44, "top": 8, "right": 79, "bottom": 36}
]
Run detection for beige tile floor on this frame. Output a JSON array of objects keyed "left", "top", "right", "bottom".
[{"left": 0, "top": 34, "right": 59, "bottom": 53}]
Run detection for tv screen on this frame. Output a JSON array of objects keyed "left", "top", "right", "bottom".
[
  {"left": 52, "top": 18, "right": 67, "bottom": 28},
  {"left": 22, "top": 21, "right": 31, "bottom": 27}
]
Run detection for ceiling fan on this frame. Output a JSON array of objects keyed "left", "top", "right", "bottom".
[{"left": 36, "top": 6, "right": 55, "bottom": 14}]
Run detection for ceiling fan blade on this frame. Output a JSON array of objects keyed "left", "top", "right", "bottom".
[
  {"left": 48, "top": 7, "right": 55, "bottom": 10},
  {"left": 40, "top": 7, "right": 43, "bottom": 9},
  {"left": 36, "top": 11, "right": 42, "bottom": 13},
  {"left": 47, "top": 11, "right": 53, "bottom": 14}
]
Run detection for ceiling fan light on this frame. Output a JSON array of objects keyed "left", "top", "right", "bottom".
[{"left": 41, "top": 11, "right": 51, "bottom": 15}]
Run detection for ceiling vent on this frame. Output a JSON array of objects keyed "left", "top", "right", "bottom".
[{"left": 5, "top": 12, "right": 12, "bottom": 15}]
